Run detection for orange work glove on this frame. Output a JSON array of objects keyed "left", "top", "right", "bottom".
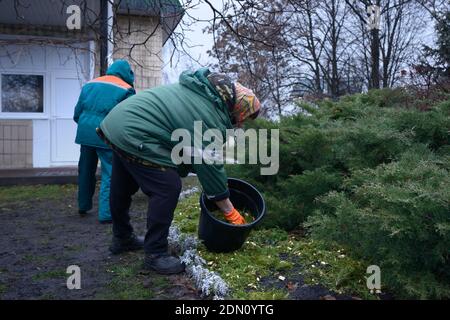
[{"left": 224, "top": 208, "right": 246, "bottom": 225}]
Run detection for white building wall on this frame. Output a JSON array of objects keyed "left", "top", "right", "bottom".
[
  {"left": 0, "top": 15, "right": 165, "bottom": 169},
  {"left": 113, "top": 16, "right": 163, "bottom": 92},
  {"left": 0, "top": 41, "right": 90, "bottom": 168}
]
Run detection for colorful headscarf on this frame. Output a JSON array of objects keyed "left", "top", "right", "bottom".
[
  {"left": 207, "top": 73, "right": 261, "bottom": 125},
  {"left": 207, "top": 73, "right": 236, "bottom": 112},
  {"left": 232, "top": 82, "right": 261, "bottom": 124}
]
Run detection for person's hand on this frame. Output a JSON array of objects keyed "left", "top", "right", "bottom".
[
  {"left": 224, "top": 208, "right": 246, "bottom": 225},
  {"left": 214, "top": 198, "right": 246, "bottom": 225}
]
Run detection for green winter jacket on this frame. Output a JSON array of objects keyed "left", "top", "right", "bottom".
[
  {"left": 74, "top": 60, "right": 136, "bottom": 148},
  {"left": 100, "top": 68, "right": 234, "bottom": 200}
]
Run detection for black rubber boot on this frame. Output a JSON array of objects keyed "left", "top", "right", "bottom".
[
  {"left": 109, "top": 234, "right": 144, "bottom": 255},
  {"left": 143, "top": 253, "right": 185, "bottom": 275}
]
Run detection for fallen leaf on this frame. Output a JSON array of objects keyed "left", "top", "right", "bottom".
[{"left": 286, "top": 282, "right": 298, "bottom": 291}]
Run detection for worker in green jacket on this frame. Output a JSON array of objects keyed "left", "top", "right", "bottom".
[
  {"left": 73, "top": 60, "right": 135, "bottom": 223},
  {"left": 98, "top": 68, "right": 261, "bottom": 274}
]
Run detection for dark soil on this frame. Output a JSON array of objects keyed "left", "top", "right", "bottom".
[
  {"left": 259, "top": 254, "right": 358, "bottom": 300},
  {"left": 0, "top": 182, "right": 200, "bottom": 300}
]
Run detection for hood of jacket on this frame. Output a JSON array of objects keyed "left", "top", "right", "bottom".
[
  {"left": 106, "top": 60, "right": 135, "bottom": 86},
  {"left": 179, "top": 67, "right": 233, "bottom": 128}
]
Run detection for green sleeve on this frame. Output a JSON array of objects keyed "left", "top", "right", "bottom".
[{"left": 192, "top": 162, "right": 230, "bottom": 201}]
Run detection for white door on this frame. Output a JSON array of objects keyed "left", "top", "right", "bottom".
[
  {"left": 48, "top": 46, "right": 90, "bottom": 166},
  {"left": 50, "top": 72, "right": 83, "bottom": 165}
]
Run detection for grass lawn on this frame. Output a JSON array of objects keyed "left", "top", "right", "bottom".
[{"left": 174, "top": 193, "right": 375, "bottom": 300}]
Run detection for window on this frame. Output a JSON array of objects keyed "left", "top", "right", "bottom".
[{"left": 1, "top": 74, "right": 44, "bottom": 113}]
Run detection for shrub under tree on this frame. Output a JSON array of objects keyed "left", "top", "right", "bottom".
[{"left": 226, "top": 88, "right": 450, "bottom": 298}]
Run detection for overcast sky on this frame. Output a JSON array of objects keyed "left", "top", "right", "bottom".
[
  {"left": 163, "top": 1, "right": 437, "bottom": 84},
  {"left": 163, "top": 1, "right": 221, "bottom": 83}
]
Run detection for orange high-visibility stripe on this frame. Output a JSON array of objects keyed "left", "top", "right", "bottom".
[{"left": 89, "top": 75, "right": 132, "bottom": 90}]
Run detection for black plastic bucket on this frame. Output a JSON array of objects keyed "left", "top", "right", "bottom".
[{"left": 198, "top": 178, "right": 266, "bottom": 253}]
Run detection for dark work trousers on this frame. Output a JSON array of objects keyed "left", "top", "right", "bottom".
[{"left": 110, "top": 151, "right": 182, "bottom": 255}]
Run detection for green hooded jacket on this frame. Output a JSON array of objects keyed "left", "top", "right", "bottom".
[
  {"left": 74, "top": 60, "right": 136, "bottom": 148},
  {"left": 100, "top": 68, "right": 234, "bottom": 200}
]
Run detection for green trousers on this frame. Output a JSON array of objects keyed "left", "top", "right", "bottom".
[{"left": 77, "top": 145, "right": 113, "bottom": 221}]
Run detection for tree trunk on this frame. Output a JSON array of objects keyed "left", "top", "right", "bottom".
[
  {"left": 100, "top": 0, "right": 109, "bottom": 76},
  {"left": 330, "top": 0, "right": 339, "bottom": 98},
  {"left": 370, "top": 24, "right": 380, "bottom": 89}
]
